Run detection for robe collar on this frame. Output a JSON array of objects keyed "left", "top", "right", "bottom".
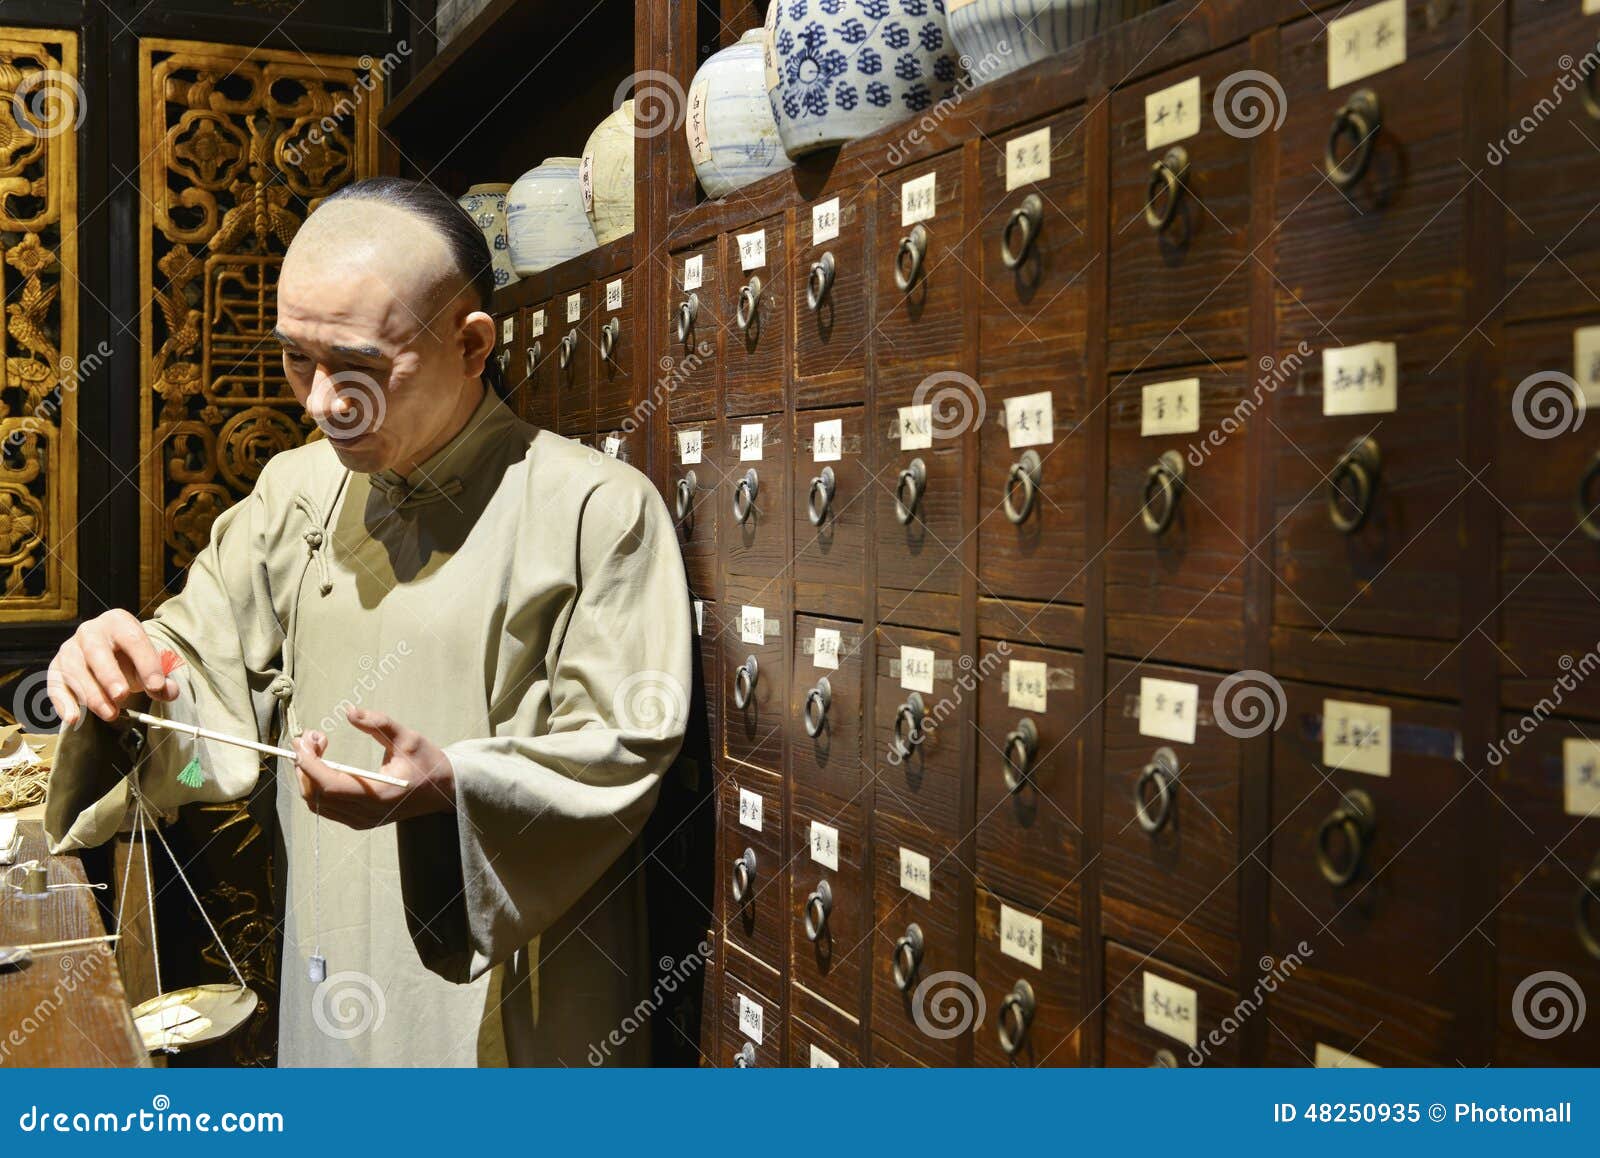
[{"left": 367, "top": 386, "right": 513, "bottom": 511}]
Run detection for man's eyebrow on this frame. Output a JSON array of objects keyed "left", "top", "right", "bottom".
[
  {"left": 271, "top": 328, "right": 297, "bottom": 346},
  {"left": 270, "top": 329, "right": 384, "bottom": 359}
]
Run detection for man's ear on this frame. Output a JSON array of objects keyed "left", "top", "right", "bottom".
[{"left": 460, "top": 308, "right": 497, "bottom": 379}]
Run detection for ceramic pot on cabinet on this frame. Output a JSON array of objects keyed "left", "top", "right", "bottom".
[
  {"left": 765, "top": 0, "right": 960, "bottom": 157},
  {"left": 687, "top": 30, "right": 792, "bottom": 198},
  {"left": 948, "top": 0, "right": 1164, "bottom": 85},
  {"left": 456, "top": 182, "right": 518, "bottom": 289},
  {"left": 582, "top": 99, "right": 636, "bottom": 244},
  {"left": 505, "top": 157, "right": 599, "bottom": 274}
]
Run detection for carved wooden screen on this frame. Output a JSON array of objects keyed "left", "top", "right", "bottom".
[
  {"left": 138, "top": 38, "right": 381, "bottom": 608},
  {"left": 0, "top": 29, "right": 78, "bottom": 623}
]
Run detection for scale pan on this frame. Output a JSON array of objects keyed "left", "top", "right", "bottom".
[{"left": 132, "top": 983, "right": 258, "bottom": 1053}]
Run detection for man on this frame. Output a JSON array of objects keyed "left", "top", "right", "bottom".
[{"left": 42, "top": 177, "right": 692, "bottom": 1066}]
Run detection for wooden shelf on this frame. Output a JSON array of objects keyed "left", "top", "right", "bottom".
[{"left": 491, "top": 233, "right": 635, "bottom": 313}]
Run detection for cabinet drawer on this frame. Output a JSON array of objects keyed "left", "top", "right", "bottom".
[
  {"left": 666, "top": 243, "right": 720, "bottom": 422},
  {"left": 794, "top": 188, "right": 870, "bottom": 406},
  {"left": 975, "top": 639, "right": 1085, "bottom": 922},
  {"left": 1107, "top": 364, "right": 1251, "bottom": 668},
  {"left": 722, "top": 953, "right": 784, "bottom": 1068},
  {"left": 870, "top": 811, "right": 965, "bottom": 1064},
  {"left": 789, "top": 787, "right": 869, "bottom": 1019},
  {"left": 724, "top": 217, "right": 786, "bottom": 417},
  {"left": 518, "top": 303, "right": 556, "bottom": 429},
  {"left": 693, "top": 610, "right": 720, "bottom": 784},
  {"left": 874, "top": 624, "right": 968, "bottom": 836},
  {"left": 793, "top": 406, "right": 868, "bottom": 596},
  {"left": 698, "top": 929, "right": 719, "bottom": 1067},
  {"left": 973, "top": 889, "right": 1082, "bottom": 1067},
  {"left": 1274, "top": 0, "right": 1472, "bottom": 348},
  {"left": 1494, "top": 317, "right": 1600, "bottom": 715},
  {"left": 787, "top": 1010, "right": 861, "bottom": 1068},
  {"left": 593, "top": 269, "right": 634, "bottom": 425},
  {"left": 592, "top": 428, "right": 634, "bottom": 466},
  {"left": 725, "top": 416, "right": 788, "bottom": 579},
  {"left": 791, "top": 615, "right": 867, "bottom": 801},
  {"left": 669, "top": 419, "right": 720, "bottom": 602},
  {"left": 553, "top": 286, "right": 592, "bottom": 437},
  {"left": 870, "top": 1033, "right": 928, "bottom": 1067},
  {"left": 1265, "top": 976, "right": 1445, "bottom": 1066},
  {"left": 721, "top": 584, "right": 786, "bottom": 773},
  {"left": 720, "top": 764, "right": 786, "bottom": 974},
  {"left": 1102, "top": 660, "right": 1243, "bottom": 980},
  {"left": 978, "top": 371, "right": 1088, "bottom": 605},
  {"left": 875, "top": 403, "right": 965, "bottom": 596},
  {"left": 1103, "top": 940, "right": 1242, "bottom": 1067},
  {"left": 876, "top": 150, "right": 967, "bottom": 384},
  {"left": 1108, "top": 44, "right": 1252, "bottom": 371},
  {"left": 1492, "top": 717, "right": 1600, "bottom": 1065}
]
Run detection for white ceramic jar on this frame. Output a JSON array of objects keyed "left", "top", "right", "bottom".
[
  {"left": 456, "top": 182, "right": 518, "bottom": 289},
  {"left": 581, "top": 100, "right": 636, "bottom": 244},
  {"left": 686, "top": 29, "right": 792, "bottom": 198},
  {"left": 948, "top": 0, "right": 1162, "bottom": 86},
  {"left": 505, "top": 157, "right": 599, "bottom": 274}
]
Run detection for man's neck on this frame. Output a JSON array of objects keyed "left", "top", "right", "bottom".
[{"left": 395, "top": 378, "right": 486, "bottom": 476}]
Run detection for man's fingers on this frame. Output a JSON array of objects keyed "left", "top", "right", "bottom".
[
  {"left": 57, "top": 642, "right": 114, "bottom": 722},
  {"left": 344, "top": 707, "right": 410, "bottom": 752},
  {"left": 45, "top": 660, "right": 82, "bottom": 729},
  {"left": 106, "top": 614, "right": 168, "bottom": 696}
]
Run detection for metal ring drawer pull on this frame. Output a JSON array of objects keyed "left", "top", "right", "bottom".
[
  {"left": 1002, "top": 193, "right": 1043, "bottom": 269},
  {"left": 734, "top": 1041, "right": 756, "bottom": 1067},
  {"left": 1002, "top": 717, "right": 1039, "bottom": 792},
  {"left": 1004, "top": 449, "right": 1042, "bottom": 524},
  {"left": 673, "top": 470, "right": 696, "bottom": 524},
  {"left": 892, "top": 692, "right": 926, "bottom": 759},
  {"left": 675, "top": 292, "right": 699, "bottom": 345},
  {"left": 524, "top": 341, "right": 541, "bottom": 376},
  {"left": 599, "top": 316, "right": 620, "bottom": 361},
  {"left": 804, "top": 879, "right": 833, "bottom": 942},
  {"left": 997, "top": 979, "right": 1036, "bottom": 1055},
  {"left": 558, "top": 330, "right": 578, "bottom": 369},
  {"left": 807, "top": 251, "right": 835, "bottom": 309},
  {"left": 1325, "top": 88, "right": 1381, "bottom": 190},
  {"left": 1145, "top": 146, "right": 1189, "bottom": 232},
  {"left": 1576, "top": 451, "right": 1600, "bottom": 542},
  {"left": 1141, "top": 450, "right": 1187, "bottom": 535},
  {"left": 895, "top": 223, "right": 928, "bottom": 291},
  {"left": 808, "top": 466, "right": 836, "bottom": 526},
  {"left": 803, "top": 677, "right": 832, "bottom": 738},
  {"left": 733, "top": 655, "right": 759, "bottom": 710},
  {"left": 895, "top": 457, "right": 927, "bottom": 524},
  {"left": 736, "top": 275, "right": 763, "bottom": 331},
  {"left": 731, "top": 846, "right": 757, "bottom": 904},
  {"left": 1328, "top": 436, "right": 1381, "bottom": 534},
  {"left": 892, "top": 922, "right": 924, "bottom": 991},
  {"left": 1316, "top": 788, "right": 1375, "bottom": 888},
  {"left": 732, "top": 467, "right": 760, "bottom": 524},
  {"left": 1134, "top": 746, "right": 1179, "bottom": 834},
  {"left": 1150, "top": 1048, "right": 1178, "bottom": 1068},
  {"left": 496, "top": 347, "right": 510, "bottom": 374},
  {"left": 1576, "top": 853, "right": 1600, "bottom": 961}
]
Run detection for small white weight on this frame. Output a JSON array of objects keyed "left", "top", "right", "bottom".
[{"left": 308, "top": 953, "right": 327, "bottom": 984}]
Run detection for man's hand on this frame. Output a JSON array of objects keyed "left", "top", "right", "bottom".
[
  {"left": 292, "top": 706, "right": 457, "bottom": 828},
  {"left": 47, "top": 610, "right": 180, "bottom": 728}
]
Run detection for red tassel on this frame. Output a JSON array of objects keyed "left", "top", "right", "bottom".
[{"left": 159, "top": 648, "right": 184, "bottom": 676}]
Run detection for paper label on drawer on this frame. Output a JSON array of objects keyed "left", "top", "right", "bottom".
[
  {"left": 1142, "top": 972, "right": 1198, "bottom": 1047},
  {"left": 1139, "top": 676, "right": 1198, "bottom": 745},
  {"left": 901, "top": 172, "right": 937, "bottom": 226},
  {"left": 1141, "top": 377, "right": 1201, "bottom": 437},
  {"left": 1322, "top": 341, "right": 1398, "bottom": 415},
  {"left": 1315, "top": 1042, "right": 1377, "bottom": 1068},
  {"left": 999, "top": 904, "right": 1043, "bottom": 970},
  {"left": 500, "top": 316, "right": 513, "bottom": 344},
  {"left": 693, "top": 600, "right": 703, "bottom": 636},
  {"left": 1322, "top": 699, "right": 1391, "bottom": 777},
  {"left": 813, "top": 418, "right": 843, "bottom": 462},
  {"left": 602, "top": 434, "right": 621, "bottom": 458},
  {"left": 737, "top": 230, "right": 766, "bottom": 272},
  {"left": 738, "top": 993, "right": 764, "bottom": 1043},
  {"left": 812, "top": 627, "right": 841, "bottom": 671},
  {"left": 1588, "top": 0, "right": 1600, "bottom": 14},
  {"left": 1005, "top": 125, "right": 1052, "bottom": 192},
  {"left": 1563, "top": 737, "right": 1600, "bottom": 819},
  {"left": 605, "top": 278, "right": 623, "bottom": 311},
  {"left": 1008, "top": 660, "right": 1049, "bottom": 713},
  {"left": 808, "top": 1043, "right": 840, "bottom": 1068},
  {"left": 898, "top": 846, "right": 932, "bottom": 899},
  {"left": 579, "top": 154, "right": 594, "bottom": 213},
  {"left": 566, "top": 293, "right": 582, "bottom": 323},
  {"left": 899, "top": 645, "right": 936, "bottom": 694},
  {"left": 737, "top": 786, "right": 763, "bottom": 832},
  {"left": 529, "top": 308, "right": 546, "bottom": 338},
  {"left": 812, "top": 197, "right": 840, "bottom": 244},
  {"left": 739, "top": 422, "right": 764, "bottom": 461},
  {"left": 898, "top": 403, "right": 934, "bottom": 450},
  {"left": 809, "top": 821, "right": 840, "bottom": 870},
  {"left": 1004, "top": 391, "right": 1054, "bottom": 448},
  {"left": 683, "top": 253, "right": 703, "bottom": 291},
  {"left": 687, "top": 78, "right": 712, "bottom": 166},
  {"left": 740, "top": 604, "right": 765, "bottom": 645},
  {"left": 677, "top": 428, "right": 702, "bottom": 464},
  {"left": 1574, "top": 326, "right": 1600, "bottom": 408},
  {"left": 1327, "top": 0, "right": 1407, "bottom": 90},
  {"left": 1145, "top": 75, "right": 1201, "bottom": 151}
]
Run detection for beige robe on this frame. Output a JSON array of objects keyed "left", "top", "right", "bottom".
[{"left": 44, "top": 388, "right": 692, "bottom": 1066}]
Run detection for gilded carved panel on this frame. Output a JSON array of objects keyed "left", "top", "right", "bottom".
[
  {"left": 0, "top": 29, "right": 78, "bottom": 623},
  {"left": 139, "top": 38, "right": 381, "bottom": 608}
]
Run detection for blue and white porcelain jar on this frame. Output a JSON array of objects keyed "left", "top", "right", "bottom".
[
  {"left": 456, "top": 182, "right": 518, "bottom": 289},
  {"left": 948, "top": 0, "right": 1164, "bottom": 86},
  {"left": 505, "top": 158, "right": 599, "bottom": 275},
  {"left": 687, "top": 29, "right": 792, "bottom": 199},
  {"left": 764, "top": 0, "right": 960, "bottom": 157}
]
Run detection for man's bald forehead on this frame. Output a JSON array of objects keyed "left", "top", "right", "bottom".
[{"left": 283, "top": 198, "right": 471, "bottom": 316}]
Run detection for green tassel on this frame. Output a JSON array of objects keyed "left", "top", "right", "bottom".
[{"left": 176, "top": 756, "right": 205, "bottom": 789}]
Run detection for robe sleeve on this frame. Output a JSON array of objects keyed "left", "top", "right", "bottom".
[
  {"left": 44, "top": 472, "right": 289, "bottom": 854},
  {"left": 397, "top": 467, "right": 692, "bottom": 984}
]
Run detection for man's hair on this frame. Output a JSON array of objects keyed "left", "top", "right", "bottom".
[{"left": 319, "top": 176, "right": 507, "bottom": 398}]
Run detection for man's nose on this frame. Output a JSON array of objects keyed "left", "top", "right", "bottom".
[{"left": 307, "top": 368, "right": 357, "bottom": 421}]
